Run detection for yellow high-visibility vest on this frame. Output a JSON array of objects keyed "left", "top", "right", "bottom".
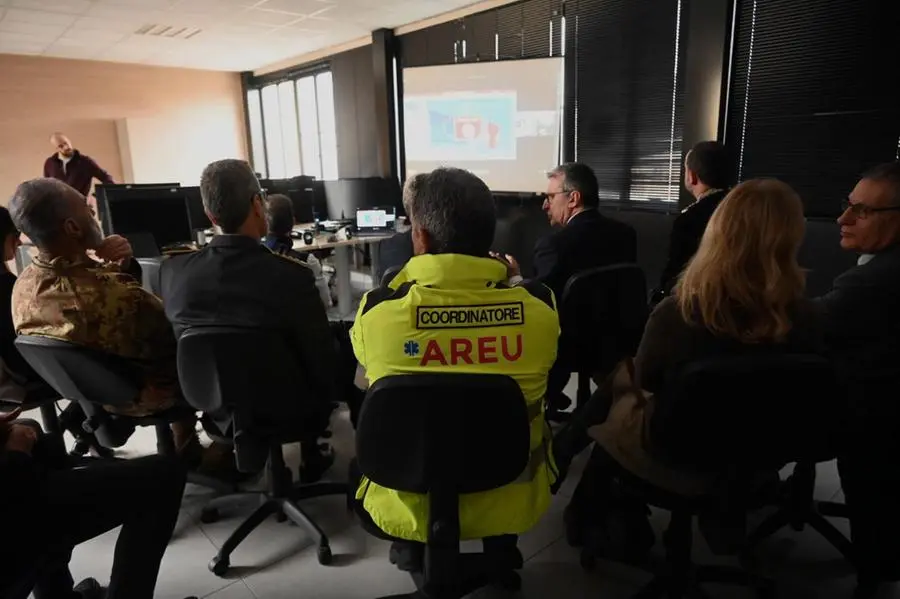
[{"left": 351, "top": 253, "right": 560, "bottom": 542}]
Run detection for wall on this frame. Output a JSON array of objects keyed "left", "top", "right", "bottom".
[
  {"left": 330, "top": 45, "right": 380, "bottom": 178},
  {"left": 0, "top": 54, "right": 247, "bottom": 202}
]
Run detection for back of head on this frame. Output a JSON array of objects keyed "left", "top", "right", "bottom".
[
  {"left": 676, "top": 178, "right": 806, "bottom": 342},
  {"left": 686, "top": 141, "right": 734, "bottom": 190},
  {"left": 549, "top": 162, "right": 600, "bottom": 209},
  {"left": 406, "top": 167, "right": 496, "bottom": 256},
  {"left": 7, "top": 178, "right": 86, "bottom": 251},
  {"left": 200, "top": 159, "right": 261, "bottom": 234},
  {"left": 266, "top": 194, "right": 294, "bottom": 237}
]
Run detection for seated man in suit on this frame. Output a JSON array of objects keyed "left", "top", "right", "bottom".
[
  {"left": 817, "top": 161, "right": 900, "bottom": 598},
  {"left": 160, "top": 159, "right": 338, "bottom": 479},
  {"left": 373, "top": 174, "right": 422, "bottom": 284},
  {"left": 650, "top": 141, "right": 732, "bottom": 304},
  {"left": 6, "top": 178, "right": 206, "bottom": 461},
  {"left": 351, "top": 167, "right": 560, "bottom": 571},
  {"left": 496, "top": 163, "right": 637, "bottom": 412}
]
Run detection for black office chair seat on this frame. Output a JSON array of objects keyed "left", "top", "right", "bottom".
[
  {"left": 356, "top": 374, "right": 532, "bottom": 599},
  {"left": 177, "top": 326, "right": 347, "bottom": 576}
]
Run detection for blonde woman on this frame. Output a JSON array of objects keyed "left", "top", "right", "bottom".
[
  {"left": 592, "top": 179, "right": 823, "bottom": 495},
  {"left": 569, "top": 180, "right": 824, "bottom": 557}
]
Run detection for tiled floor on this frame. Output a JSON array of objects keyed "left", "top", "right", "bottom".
[{"left": 21, "top": 378, "right": 891, "bottom": 599}]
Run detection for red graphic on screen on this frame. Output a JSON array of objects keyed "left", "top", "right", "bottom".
[{"left": 454, "top": 117, "right": 501, "bottom": 149}]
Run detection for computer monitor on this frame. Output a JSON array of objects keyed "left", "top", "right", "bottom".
[
  {"left": 260, "top": 176, "right": 317, "bottom": 223},
  {"left": 95, "top": 183, "right": 181, "bottom": 235},
  {"left": 182, "top": 186, "right": 212, "bottom": 230},
  {"left": 106, "top": 188, "right": 193, "bottom": 250},
  {"left": 323, "top": 177, "right": 402, "bottom": 221},
  {"left": 356, "top": 206, "right": 397, "bottom": 235}
]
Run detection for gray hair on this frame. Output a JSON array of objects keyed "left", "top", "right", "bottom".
[
  {"left": 404, "top": 167, "right": 496, "bottom": 256},
  {"left": 547, "top": 162, "right": 600, "bottom": 208},
  {"left": 8, "top": 178, "right": 77, "bottom": 248},
  {"left": 266, "top": 193, "right": 294, "bottom": 236},
  {"left": 200, "top": 159, "right": 261, "bottom": 233},
  {"left": 863, "top": 161, "right": 900, "bottom": 206}
]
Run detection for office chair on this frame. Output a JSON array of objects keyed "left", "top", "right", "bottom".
[
  {"left": 558, "top": 263, "right": 648, "bottom": 414},
  {"left": 356, "top": 374, "right": 532, "bottom": 599},
  {"left": 380, "top": 264, "right": 403, "bottom": 287},
  {"left": 176, "top": 326, "right": 347, "bottom": 576},
  {"left": 589, "top": 353, "right": 845, "bottom": 598},
  {"left": 14, "top": 335, "right": 191, "bottom": 452}
]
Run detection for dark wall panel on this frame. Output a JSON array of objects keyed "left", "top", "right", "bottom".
[{"left": 331, "top": 45, "right": 380, "bottom": 178}]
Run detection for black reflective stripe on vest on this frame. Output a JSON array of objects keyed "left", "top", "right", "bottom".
[{"left": 361, "top": 281, "right": 415, "bottom": 317}]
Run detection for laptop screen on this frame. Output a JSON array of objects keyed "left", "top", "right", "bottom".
[{"left": 356, "top": 207, "right": 396, "bottom": 232}]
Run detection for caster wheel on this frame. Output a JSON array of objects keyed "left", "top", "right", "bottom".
[
  {"left": 497, "top": 571, "right": 522, "bottom": 592},
  {"left": 580, "top": 550, "right": 596, "bottom": 572},
  {"left": 317, "top": 544, "right": 333, "bottom": 565},
  {"left": 200, "top": 508, "right": 220, "bottom": 524},
  {"left": 208, "top": 556, "right": 229, "bottom": 577}
]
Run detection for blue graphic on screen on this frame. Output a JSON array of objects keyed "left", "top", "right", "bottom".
[{"left": 404, "top": 93, "right": 517, "bottom": 161}]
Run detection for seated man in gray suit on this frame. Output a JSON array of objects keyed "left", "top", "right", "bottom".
[{"left": 817, "top": 161, "right": 900, "bottom": 598}]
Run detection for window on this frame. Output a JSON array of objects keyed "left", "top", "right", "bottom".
[
  {"left": 246, "top": 90, "right": 267, "bottom": 179},
  {"left": 725, "top": 0, "right": 899, "bottom": 216},
  {"left": 246, "top": 69, "right": 339, "bottom": 180}
]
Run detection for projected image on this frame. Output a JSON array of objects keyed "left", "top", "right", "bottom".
[
  {"left": 405, "top": 93, "right": 516, "bottom": 161},
  {"left": 403, "top": 58, "right": 564, "bottom": 192}
]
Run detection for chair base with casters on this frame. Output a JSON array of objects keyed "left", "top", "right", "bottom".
[
  {"left": 744, "top": 461, "right": 852, "bottom": 565},
  {"left": 580, "top": 454, "right": 776, "bottom": 599},
  {"left": 204, "top": 441, "right": 347, "bottom": 576}
]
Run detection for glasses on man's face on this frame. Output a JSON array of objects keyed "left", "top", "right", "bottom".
[
  {"left": 841, "top": 199, "right": 900, "bottom": 220},
  {"left": 544, "top": 190, "right": 571, "bottom": 202}
]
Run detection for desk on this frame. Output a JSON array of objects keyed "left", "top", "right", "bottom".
[{"left": 291, "top": 227, "right": 394, "bottom": 318}]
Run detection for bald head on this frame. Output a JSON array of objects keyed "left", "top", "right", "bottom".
[
  {"left": 50, "top": 132, "right": 74, "bottom": 158},
  {"left": 8, "top": 178, "right": 101, "bottom": 252}
]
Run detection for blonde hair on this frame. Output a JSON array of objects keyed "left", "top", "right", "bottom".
[{"left": 675, "top": 178, "right": 806, "bottom": 342}]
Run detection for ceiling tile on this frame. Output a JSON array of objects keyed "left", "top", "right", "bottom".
[
  {"left": 2, "top": 7, "right": 77, "bottom": 26},
  {"left": 255, "top": 0, "right": 334, "bottom": 14},
  {"left": 99, "top": 0, "right": 178, "bottom": 8},
  {"left": 0, "top": 20, "right": 68, "bottom": 39},
  {"left": 0, "top": 41, "right": 48, "bottom": 55},
  {"left": 62, "top": 27, "right": 130, "bottom": 43},
  {"left": 9, "top": 0, "right": 92, "bottom": 15},
  {"left": 240, "top": 7, "right": 305, "bottom": 26},
  {"left": 44, "top": 43, "right": 104, "bottom": 59},
  {"left": 84, "top": 3, "right": 172, "bottom": 25}
]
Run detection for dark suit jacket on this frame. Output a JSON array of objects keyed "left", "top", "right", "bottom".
[
  {"left": 533, "top": 209, "right": 637, "bottom": 303},
  {"left": 159, "top": 235, "right": 338, "bottom": 405},
  {"left": 818, "top": 244, "right": 900, "bottom": 411},
  {"left": 656, "top": 189, "right": 728, "bottom": 297}
]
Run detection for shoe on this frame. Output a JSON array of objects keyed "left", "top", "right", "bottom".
[
  {"left": 300, "top": 445, "right": 335, "bottom": 484},
  {"left": 73, "top": 577, "right": 106, "bottom": 599},
  {"left": 389, "top": 541, "right": 424, "bottom": 572}
]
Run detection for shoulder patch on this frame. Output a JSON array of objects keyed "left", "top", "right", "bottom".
[
  {"left": 522, "top": 280, "right": 556, "bottom": 311},
  {"left": 361, "top": 281, "right": 415, "bottom": 317}
]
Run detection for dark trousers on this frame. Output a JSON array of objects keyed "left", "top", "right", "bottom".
[
  {"left": 10, "top": 455, "right": 186, "bottom": 599},
  {"left": 839, "top": 428, "right": 900, "bottom": 583}
]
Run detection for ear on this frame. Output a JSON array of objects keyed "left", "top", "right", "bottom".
[
  {"left": 687, "top": 169, "right": 699, "bottom": 186},
  {"left": 205, "top": 209, "right": 218, "bottom": 226},
  {"left": 411, "top": 224, "right": 430, "bottom": 255},
  {"left": 568, "top": 190, "right": 582, "bottom": 208},
  {"left": 62, "top": 218, "right": 80, "bottom": 237}
]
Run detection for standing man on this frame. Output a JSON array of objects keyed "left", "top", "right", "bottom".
[
  {"left": 651, "top": 141, "right": 733, "bottom": 304},
  {"left": 817, "top": 161, "right": 900, "bottom": 599},
  {"left": 43, "top": 132, "right": 114, "bottom": 198}
]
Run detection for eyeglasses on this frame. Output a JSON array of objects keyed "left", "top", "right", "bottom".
[
  {"left": 544, "top": 190, "right": 571, "bottom": 202},
  {"left": 840, "top": 199, "right": 900, "bottom": 220}
]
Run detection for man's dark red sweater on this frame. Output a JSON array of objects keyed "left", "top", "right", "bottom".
[{"left": 42, "top": 150, "right": 114, "bottom": 196}]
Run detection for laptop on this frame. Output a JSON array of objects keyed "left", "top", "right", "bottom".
[{"left": 355, "top": 207, "right": 397, "bottom": 237}]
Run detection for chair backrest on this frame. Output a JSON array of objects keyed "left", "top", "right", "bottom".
[
  {"left": 177, "top": 326, "right": 313, "bottom": 437},
  {"left": 14, "top": 335, "right": 143, "bottom": 447},
  {"left": 559, "top": 263, "right": 648, "bottom": 373},
  {"left": 14, "top": 335, "right": 142, "bottom": 406},
  {"left": 356, "top": 374, "right": 530, "bottom": 495},
  {"left": 649, "top": 352, "right": 844, "bottom": 472},
  {"left": 380, "top": 264, "right": 402, "bottom": 287}
]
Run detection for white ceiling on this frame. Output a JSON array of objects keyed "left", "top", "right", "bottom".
[{"left": 0, "top": 0, "right": 482, "bottom": 71}]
